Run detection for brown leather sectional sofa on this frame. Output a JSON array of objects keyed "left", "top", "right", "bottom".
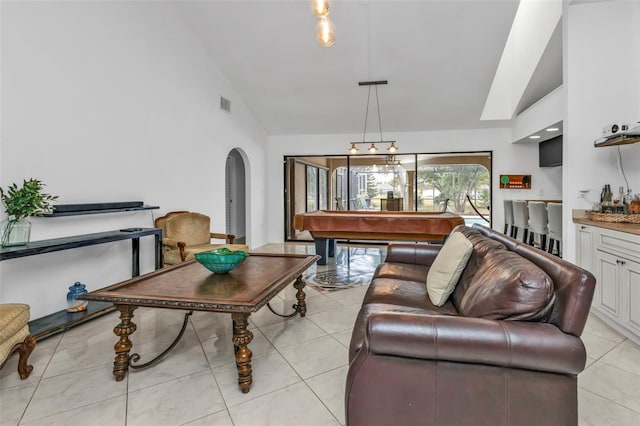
[{"left": 346, "top": 224, "right": 596, "bottom": 426}]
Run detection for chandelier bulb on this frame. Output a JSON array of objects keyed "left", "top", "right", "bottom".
[
  {"left": 349, "top": 143, "right": 359, "bottom": 154},
  {"left": 316, "top": 16, "right": 335, "bottom": 47},
  {"left": 311, "top": 0, "right": 330, "bottom": 17},
  {"left": 368, "top": 143, "right": 378, "bottom": 154},
  {"left": 387, "top": 142, "right": 397, "bottom": 153}
]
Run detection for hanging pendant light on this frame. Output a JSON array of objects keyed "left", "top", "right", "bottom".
[
  {"left": 311, "top": 0, "right": 330, "bottom": 17},
  {"left": 316, "top": 16, "right": 336, "bottom": 47},
  {"left": 348, "top": 80, "right": 398, "bottom": 155}
]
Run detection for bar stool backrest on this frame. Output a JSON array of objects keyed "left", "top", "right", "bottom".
[
  {"left": 504, "top": 200, "right": 514, "bottom": 226},
  {"left": 547, "top": 203, "right": 563, "bottom": 241},
  {"left": 528, "top": 201, "right": 548, "bottom": 235},
  {"left": 513, "top": 200, "right": 529, "bottom": 229}
]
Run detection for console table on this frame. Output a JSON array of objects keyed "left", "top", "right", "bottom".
[{"left": 1, "top": 228, "right": 162, "bottom": 340}]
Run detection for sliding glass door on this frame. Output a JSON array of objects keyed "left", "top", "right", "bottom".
[{"left": 285, "top": 152, "right": 491, "bottom": 241}]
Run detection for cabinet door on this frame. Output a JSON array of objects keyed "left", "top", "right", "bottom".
[
  {"left": 594, "top": 249, "right": 621, "bottom": 319},
  {"left": 576, "top": 225, "right": 594, "bottom": 273},
  {"left": 621, "top": 259, "right": 640, "bottom": 335}
]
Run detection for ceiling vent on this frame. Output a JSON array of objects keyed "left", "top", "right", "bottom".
[{"left": 220, "top": 97, "right": 231, "bottom": 112}]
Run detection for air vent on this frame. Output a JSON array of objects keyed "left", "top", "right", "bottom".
[{"left": 220, "top": 97, "right": 231, "bottom": 112}]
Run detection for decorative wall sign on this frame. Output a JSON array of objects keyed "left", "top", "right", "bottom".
[{"left": 500, "top": 174, "right": 531, "bottom": 189}]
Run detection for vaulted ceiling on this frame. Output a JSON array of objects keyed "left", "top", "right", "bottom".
[{"left": 177, "top": 1, "right": 562, "bottom": 136}]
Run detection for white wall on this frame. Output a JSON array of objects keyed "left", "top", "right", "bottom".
[
  {"left": 266, "top": 128, "right": 563, "bottom": 243},
  {"left": 563, "top": 0, "right": 640, "bottom": 263},
  {"left": 0, "top": 2, "right": 269, "bottom": 318}
]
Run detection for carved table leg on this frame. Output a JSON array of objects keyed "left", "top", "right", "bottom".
[
  {"left": 112, "top": 305, "right": 137, "bottom": 381},
  {"left": 293, "top": 276, "right": 307, "bottom": 317},
  {"left": 231, "top": 313, "right": 253, "bottom": 393}
]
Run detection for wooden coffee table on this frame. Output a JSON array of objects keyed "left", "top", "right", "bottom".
[{"left": 78, "top": 253, "right": 320, "bottom": 393}]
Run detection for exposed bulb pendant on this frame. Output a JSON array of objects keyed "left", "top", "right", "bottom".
[
  {"left": 311, "top": 0, "right": 330, "bottom": 17},
  {"left": 387, "top": 142, "right": 398, "bottom": 153},
  {"left": 316, "top": 16, "right": 335, "bottom": 47},
  {"left": 368, "top": 143, "right": 378, "bottom": 153},
  {"left": 349, "top": 143, "right": 359, "bottom": 154}
]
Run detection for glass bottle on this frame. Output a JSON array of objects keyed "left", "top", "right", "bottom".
[{"left": 66, "top": 282, "right": 88, "bottom": 313}]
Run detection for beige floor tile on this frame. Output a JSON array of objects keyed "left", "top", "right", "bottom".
[
  {"left": 278, "top": 335, "right": 348, "bottom": 379},
  {"left": 181, "top": 409, "right": 234, "bottom": 426},
  {"left": 21, "top": 363, "right": 126, "bottom": 423},
  {"left": 42, "top": 321, "right": 118, "bottom": 379},
  {"left": 579, "top": 362, "right": 640, "bottom": 413},
  {"left": 127, "top": 330, "right": 210, "bottom": 392},
  {"left": 0, "top": 381, "right": 37, "bottom": 426},
  {"left": 228, "top": 382, "right": 340, "bottom": 426},
  {"left": 20, "top": 395, "right": 126, "bottom": 426},
  {"left": 584, "top": 313, "right": 627, "bottom": 344},
  {"left": 213, "top": 349, "right": 302, "bottom": 408},
  {"left": 307, "top": 304, "right": 360, "bottom": 334},
  {"left": 581, "top": 330, "right": 622, "bottom": 360},
  {"left": 599, "top": 340, "right": 640, "bottom": 376},
  {"left": 127, "top": 370, "right": 224, "bottom": 426},
  {"left": 331, "top": 329, "right": 353, "bottom": 348},
  {"left": 259, "top": 317, "right": 328, "bottom": 350},
  {"left": 579, "top": 388, "right": 640, "bottom": 426},
  {"left": 306, "top": 365, "right": 349, "bottom": 425}
]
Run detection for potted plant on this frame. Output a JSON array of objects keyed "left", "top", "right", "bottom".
[{"left": 0, "top": 178, "right": 58, "bottom": 246}]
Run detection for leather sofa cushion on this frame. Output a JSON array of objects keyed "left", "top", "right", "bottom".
[
  {"left": 349, "top": 279, "right": 459, "bottom": 359},
  {"left": 458, "top": 249, "right": 555, "bottom": 321},
  {"left": 426, "top": 232, "right": 473, "bottom": 306},
  {"left": 452, "top": 227, "right": 507, "bottom": 309},
  {"left": 374, "top": 262, "right": 429, "bottom": 282}
]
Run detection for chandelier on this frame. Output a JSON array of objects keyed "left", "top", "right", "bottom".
[
  {"left": 349, "top": 80, "right": 398, "bottom": 155},
  {"left": 311, "top": 0, "right": 335, "bottom": 47}
]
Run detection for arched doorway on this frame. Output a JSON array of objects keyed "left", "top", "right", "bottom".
[{"left": 225, "top": 149, "right": 247, "bottom": 244}]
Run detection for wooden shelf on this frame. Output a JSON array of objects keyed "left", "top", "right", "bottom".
[{"left": 594, "top": 135, "right": 640, "bottom": 147}]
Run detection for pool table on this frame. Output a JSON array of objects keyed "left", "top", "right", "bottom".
[{"left": 293, "top": 210, "right": 465, "bottom": 264}]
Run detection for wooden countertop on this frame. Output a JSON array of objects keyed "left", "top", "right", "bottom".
[{"left": 573, "top": 218, "right": 640, "bottom": 236}]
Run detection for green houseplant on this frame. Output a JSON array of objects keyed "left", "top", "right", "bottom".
[{"left": 0, "top": 178, "right": 58, "bottom": 246}]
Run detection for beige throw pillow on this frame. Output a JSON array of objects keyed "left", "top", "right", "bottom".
[{"left": 426, "top": 232, "right": 473, "bottom": 306}]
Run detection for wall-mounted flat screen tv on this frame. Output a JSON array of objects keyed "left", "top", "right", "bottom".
[{"left": 539, "top": 135, "right": 562, "bottom": 167}]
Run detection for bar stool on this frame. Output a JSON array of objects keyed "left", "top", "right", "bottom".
[
  {"left": 527, "top": 201, "right": 548, "bottom": 250},
  {"left": 512, "top": 200, "right": 529, "bottom": 243},
  {"left": 503, "top": 200, "right": 515, "bottom": 237},
  {"left": 547, "top": 202, "right": 563, "bottom": 257}
]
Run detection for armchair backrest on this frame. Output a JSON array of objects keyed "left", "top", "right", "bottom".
[{"left": 165, "top": 212, "right": 212, "bottom": 246}]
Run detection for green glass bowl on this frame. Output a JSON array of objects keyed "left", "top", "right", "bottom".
[{"left": 195, "top": 248, "right": 249, "bottom": 274}]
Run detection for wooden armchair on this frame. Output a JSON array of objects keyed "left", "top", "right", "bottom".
[{"left": 154, "top": 211, "right": 248, "bottom": 266}]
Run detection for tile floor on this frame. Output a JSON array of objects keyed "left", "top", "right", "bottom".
[{"left": 1, "top": 243, "right": 639, "bottom": 426}]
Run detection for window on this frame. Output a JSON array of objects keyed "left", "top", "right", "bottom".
[{"left": 284, "top": 152, "right": 491, "bottom": 241}]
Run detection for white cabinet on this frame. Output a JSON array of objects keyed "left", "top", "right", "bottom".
[
  {"left": 575, "top": 223, "right": 640, "bottom": 344},
  {"left": 576, "top": 224, "right": 594, "bottom": 274}
]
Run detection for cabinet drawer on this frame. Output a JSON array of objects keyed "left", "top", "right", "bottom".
[{"left": 596, "top": 228, "right": 640, "bottom": 262}]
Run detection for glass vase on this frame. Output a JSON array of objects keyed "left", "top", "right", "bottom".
[
  {"left": 66, "top": 282, "right": 88, "bottom": 313},
  {"left": 0, "top": 218, "right": 31, "bottom": 247}
]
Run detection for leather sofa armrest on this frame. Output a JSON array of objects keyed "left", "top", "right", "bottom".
[
  {"left": 384, "top": 244, "right": 441, "bottom": 266},
  {"left": 365, "top": 312, "right": 586, "bottom": 375}
]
